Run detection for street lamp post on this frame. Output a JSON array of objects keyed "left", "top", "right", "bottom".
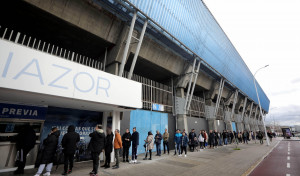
[{"left": 253, "top": 65, "right": 270, "bottom": 146}]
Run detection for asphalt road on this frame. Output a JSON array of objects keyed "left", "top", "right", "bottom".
[{"left": 250, "top": 139, "right": 300, "bottom": 176}]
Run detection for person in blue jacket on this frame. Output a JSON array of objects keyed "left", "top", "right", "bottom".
[
  {"left": 174, "top": 129, "right": 182, "bottom": 156},
  {"left": 181, "top": 132, "right": 189, "bottom": 157}
]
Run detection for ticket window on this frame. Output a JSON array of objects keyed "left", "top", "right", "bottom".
[{"left": 0, "top": 119, "right": 44, "bottom": 170}]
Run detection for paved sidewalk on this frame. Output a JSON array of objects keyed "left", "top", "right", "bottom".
[{"left": 4, "top": 138, "right": 280, "bottom": 176}]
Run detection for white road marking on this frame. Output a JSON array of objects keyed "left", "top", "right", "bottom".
[
  {"left": 287, "top": 163, "right": 290, "bottom": 168},
  {"left": 288, "top": 152, "right": 290, "bottom": 155},
  {"left": 286, "top": 174, "right": 291, "bottom": 176},
  {"left": 288, "top": 148, "right": 290, "bottom": 152},
  {"left": 287, "top": 156, "right": 290, "bottom": 160}
]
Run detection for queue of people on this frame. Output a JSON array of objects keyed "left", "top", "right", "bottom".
[{"left": 14, "top": 125, "right": 268, "bottom": 176}]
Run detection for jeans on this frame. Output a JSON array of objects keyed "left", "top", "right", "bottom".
[
  {"left": 114, "top": 149, "right": 120, "bottom": 166},
  {"left": 156, "top": 143, "right": 161, "bottom": 155},
  {"left": 123, "top": 147, "right": 129, "bottom": 160},
  {"left": 228, "top": 137, "right": 232, "bottom": 144},
  {"left": 219, "top": 138, "right": 223, "bottom": 146},
  {"left": 91, "top": 152, "right": 100, "bottom": 174},
  {"left": 132, "top": 145, "right": 138, "bottom": 160},
  {"left": 36, "top": 163, "right": 53, "bottom": 174},
  {"left": 260, "top": 139, "right": 263, "bottom": 144},
  {"left": 175, "top": 143, "right": 181, "bottom": 154},
  {"left": 224, "top": 138, "right": 228, "bottom": 145},
  {"left": 64, "top": 153, "right": 75, "bottom": 172},
  {"left": 243, "top": 137, "right": 248, "bottom": 144},
  {"left": 163, "top": 141, "right": 169, "bottom": 154}
]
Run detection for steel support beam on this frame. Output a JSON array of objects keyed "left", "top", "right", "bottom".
[
  {"left": 184, "top": 59, "right": 196, "bottom": 111},
  {"left": 118, "top": 11, "right": 137, "bottom": 77},
  {"left": 214, "top": 78, "right": 225, "bottom": 118},
  {"left": 128, "top": 20, "right": 148, "bottom": 79},
  {"left": 186, "top": 60, "right": 201, "bottom": 111},
  {"left": 230, "top": 89, "right": 238, "bottom": 120},
  {"left": 241, "top": 97, "right": 248, "bottom": 121}
]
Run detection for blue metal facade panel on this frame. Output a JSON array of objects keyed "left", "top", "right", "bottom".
[
  {"left": 125, "top": 0, "right": 270, "bottom": 111},
  {"left": 129, "top": 110, "right": 168, "bottom": 155}
]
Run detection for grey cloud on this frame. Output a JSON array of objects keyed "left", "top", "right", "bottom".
[
  {"left": 271, "top": 89, "right": 299, "bottom": 96},
  {"left": 266, "top": 105, "right": 300, "bottom": 126},
  {"left": 291, "top": 78, "right": 300, "bottom": 84}
]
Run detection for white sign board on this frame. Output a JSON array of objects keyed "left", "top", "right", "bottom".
[{"left": 0, "top": 40, "right": 142, "bottom": 109}]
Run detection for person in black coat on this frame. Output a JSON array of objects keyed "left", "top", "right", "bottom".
[
  {"left": 102, "top": 128, "right": 114, "bottom": 168},
  {"left": 35, "top": 127, "right": 60, "bottom": 176},
  {"left": 155, "top": 130, "right": 162, "bottom": 156},
  {"left": 188, "top": 129, "right": 196, "bottom": 152},
  {"left": 130, "top": 127, "right": 139, "bottom": 163},
  {"left": 122, "top": 128, "right": 131, "bottom": 162},
  {"left": 14, "top": 125, "right": 36, "bottom": 175},
  {"left": 61, "top": 125, "right": 80, "bottom": 175},
  {"left": 89, "top": 124, "right": 105, "bottom": 175},
  {"left": 208, "top": 130, "right": 215, "bottom": 149}
]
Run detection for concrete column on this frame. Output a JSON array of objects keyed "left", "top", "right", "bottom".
[
  {"left": 208, "top": 119, "right": 217, "bottom": 131},
  {"left": 111, "top": 111, "right": 121, "bottom": 162},
  {"left": 225, "top": 121, "right": 232, "bottom": 131},
  {"left": 177, "top": 114, "right": 188, "bottom": 132},
  {"left": 245, "top": 124, "right": 251, "bottom": 131},
  {"left": 236, "top": 122, "right": 244, "bottom": 133}
]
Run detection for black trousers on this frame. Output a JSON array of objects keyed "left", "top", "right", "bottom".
[
  {"left": 181, "top": 146, "right": 187, "bottom": 155},
  {"left": 64, "top": 153, "right": 75, "bottom": 172},
  {"left": 123, "top": 147, "right": 129, "bottom": 160},
  {"left": 190, "top": 140, "right": 194, "bottom": 151},
  {"left": 91, "top": 152, "right": 100, "bottom": 174},
  {"left": 145, "top": 150, "right": 152, "bottom": 159},
  {"left": 16, "top": 148, "right": 30, "bottom": 172},
  {"left": 132, "top": 145, "right": 138, "bottom": 160},
  {"left": 105, "top": 151, "right": 111, "bottom": 166},
  {"left": 163, "top": 141, "right": 169, "bottom": 154}
]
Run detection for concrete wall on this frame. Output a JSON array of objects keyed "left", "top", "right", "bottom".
[
  {"left": 24, "top": 0, "right": 123, "bottom": 44},
  {"left": 186, "top": 116, "right": 209, "bottom": 133}
]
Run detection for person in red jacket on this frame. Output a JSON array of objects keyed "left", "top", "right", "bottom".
[{"left": 113, "top": 129, "right": 122, "bottom": 169}]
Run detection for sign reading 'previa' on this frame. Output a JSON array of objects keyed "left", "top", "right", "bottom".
[
  {"left": 0, "top": 40, "right": 142, "bottom": 109},
  {"left": 0, "top": 103, "right": 47, "bottom": 120}
]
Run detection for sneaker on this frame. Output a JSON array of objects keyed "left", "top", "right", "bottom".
[
  {"left": 34, "top": 175, "right": 40, "bottom": 176},
  {"left": 112, "top": 166, "right": 119, "bottom": 169},
  {"left": 184, "top": 155, "right": 187, "bottom": 157},
  {"left": 148, "top": 158, "right": 152, "bottom": 160},
  {"left": 134, "top": 160, "right": 137, "bottom": 163},
  {"left": 89, "top": 171, "right": 95, "bottom": 174},
  {"left": 62, "top": 172, "right": 68, "bottom": 175},
  {"left": 178, "top": 154, "right": 182, "bottom": 157},
  {"left": 126, "top": 159, "right": 129, "bottom": 162},
  {"left": 143, "top": 158, "right": 147, "bottom": 160},
  {"left": 123, "top": 159, "right": 125, "bottom": 162},
  {"left": 104, "top": 165, "right": 110, "bottom": 169},
  {"left": 68, "top": 170, "right": 72, "bottom": 174},
  {"left": 43, "top": 172, "right": 51, "bottom": 176},
  {"left": 129, "top": 160, "right": 135, "bottom": 164}
]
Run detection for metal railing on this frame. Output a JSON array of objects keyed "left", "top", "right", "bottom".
[
  {"left": 0, "top": 26, "right": 104, "bottom": 70},
  {"left": 122, "top": 71, "right": 173, "bottom": 113},
  {"left": 187, "top": 95, "right": 205, "bottom": 118}
]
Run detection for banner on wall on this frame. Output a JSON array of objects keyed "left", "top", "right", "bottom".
[
  {"left": 0, "top": 103, "right": 47, "bottom": 120},
  {"left": 41, "top": 107, "right": 102, "bottom": 161}
]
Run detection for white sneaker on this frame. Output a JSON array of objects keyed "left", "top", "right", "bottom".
[
  {"left": 184, "top": 155, "right": 187, "bottom": 157},
  {"left": 43, "top": 172, "right": 50, "bottom": 176},
  {"left": 134, "top": 160, "right": 137, "bottom": 163},
  {"left": 34, "top": 174, "right": 40, "bottom": 176},
  {"left": 129, "top": 160, "right": 135, "bottom": 164},
  {"left": 179, "top": 154, "right": 182, "bottom": 156}
]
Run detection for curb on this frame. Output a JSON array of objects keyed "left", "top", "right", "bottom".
[{"left": 242, "top": 140, "right": 281, "bottom": 176}]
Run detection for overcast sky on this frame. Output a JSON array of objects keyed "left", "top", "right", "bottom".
[{"left": 204, "top": 0, "right": 300, "bottom": 126}]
